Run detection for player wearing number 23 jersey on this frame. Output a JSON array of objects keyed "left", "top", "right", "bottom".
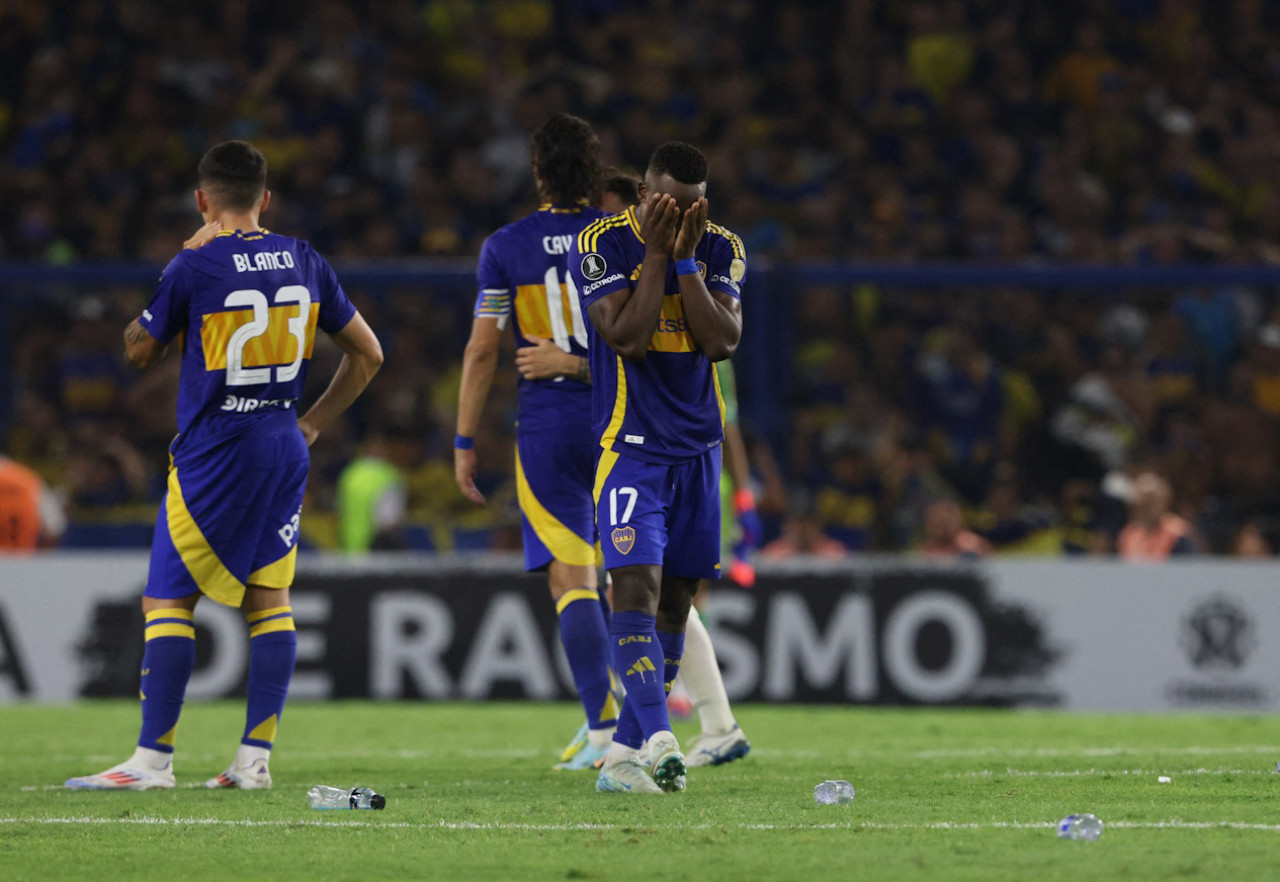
[
  {"left": 138, "top": 227, "right": 356, "bottom": 607},
  {"left": 66, "top": 140, "right": 381, "bottom": 794}
]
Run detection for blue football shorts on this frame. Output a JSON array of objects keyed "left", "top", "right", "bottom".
[
  {"left": 146, "top": 421, "right": 308, "bottom": 607},
  {"left": 594, "top": 446, "right": 722, "bottom": 579},
  {"left": 515, "top": 426, "right": 598, "bottom": 571}
]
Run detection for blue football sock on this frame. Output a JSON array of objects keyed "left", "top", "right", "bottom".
[
  {"left": 610, "top": 610, "right": 667, "bottom": 748},
  {"left": 658, "top": 629, "right": 685, "bottom": 701},
  {"left": 137, "top": 608, "right": 197, "bottom": 753},
  {"left": 242, "top": 606, "right": 297, "bottom": 750},
  {"left": 557, "top": 588, "right": 618, "bottom": 730},
  {"left": 598, "top": 590, "right": 613, "bottom": 632}
]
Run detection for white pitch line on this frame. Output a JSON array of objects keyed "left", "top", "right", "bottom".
[
  {"left": 912, "top": 745, "right": 1280, "bottom": 760},
  {"left": 38, "top": 746, "right": 1278, "bottom": 767},
  {"left": 1, "top": 817, "right": 1278, "bottom": 833},
  {"left": 949, "top": 767, "right": 1272, "bottom": 779},
  {"left": 22, "top": 783, "right": 211, "bottom": 792},
  {"left": 24, "top": 765, "right": 1271, "bottom": 791},
  {"left": 44, "top": 749, "right": 543, "bottom": 764}
]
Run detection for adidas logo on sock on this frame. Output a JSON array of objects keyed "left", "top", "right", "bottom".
[{"left": 627, "top": 658, "right": 656, "bottom": 678}]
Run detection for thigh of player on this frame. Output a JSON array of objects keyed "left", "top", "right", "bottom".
[
  {"left": 516, "top": 428, "right": 597, "bottom": 572},
  {"left": 595, "top": 449, "right": 675, "bottom": 571},
  {"left": 663, "top": 446, "right": 723, "bottom": 581},
  {"left": 148, "top": 427, "right": 308, "bottom": 607}
]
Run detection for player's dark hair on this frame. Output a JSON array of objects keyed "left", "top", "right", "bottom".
[
  {"left": 531, "top": 114, "right": 602, "bottom": 205},
  {"left": 647, "top": 141, "right": 708, "bottom": 185},
  {"left": 197, "top": 140, "right": 268, "bottom": 210},
  {"left": 602, "top": 170, "right": 641, "bottom": 207}
]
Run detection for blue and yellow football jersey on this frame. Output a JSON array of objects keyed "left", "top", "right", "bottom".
[
  {"left": 474, "top": 204, "right": 609, "bottom": 433},
  {"left": 569, "top": 205, "right": 746, "bottom": 464},
  {"left": 139, "top": 229, "right": 356, "bottom": 451}
]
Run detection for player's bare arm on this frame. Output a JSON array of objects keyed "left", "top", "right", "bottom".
[
  {"left": 587, "top": 193, "right": 680, "bottom": 361},
  {"left": 674, "top": 198, "right": 741, "bottom": 361},
  {"left": 515, "top": 336, "right": 590, "bottom": 383},
  {"left": 455, "top": 316, "right": 502, "bottom": 505},
  {"left": 297, "top": 311, "right": 383, "bottom": 447},
  {"left": 123, "top": 318, "right": 168, "bottom": 370}
]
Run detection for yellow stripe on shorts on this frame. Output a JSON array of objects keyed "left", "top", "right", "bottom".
[
  {"left": 515, "top": 448, "right": 596, "bottom": 566},
  {"left": 166, "top": 468, "right": 246, "bottom": 608}
]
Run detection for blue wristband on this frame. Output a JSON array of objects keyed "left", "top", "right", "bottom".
[
  {"left": 454, "top": 434, "right": 474, "bottom": 450},
  {"left": 674, "top": 257, "right": 699, "bottom": 276}
]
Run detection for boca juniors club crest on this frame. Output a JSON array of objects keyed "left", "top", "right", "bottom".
[{"left": 611, "top": 526, "right": 635, "bottom": 555}]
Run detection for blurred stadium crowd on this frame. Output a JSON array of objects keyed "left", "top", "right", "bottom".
[{"left": 4, "top": 0, "right": 1280, "bottom": 557}]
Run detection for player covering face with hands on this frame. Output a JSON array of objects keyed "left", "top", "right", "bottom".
[{"left": 570, "top": 141, "right": 746, "bottom": 793}]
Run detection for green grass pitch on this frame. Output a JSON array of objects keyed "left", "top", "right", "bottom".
[{"left": 1, "top": 702, "right": 1278, "bottom": 881}]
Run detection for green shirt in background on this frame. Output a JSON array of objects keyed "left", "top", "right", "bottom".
[{"left": 336, "top": 456, "right": 405, "bottom": 553}]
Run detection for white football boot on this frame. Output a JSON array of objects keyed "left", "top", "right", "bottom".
[{"left": 65, "top": 747, "right": 176, "bottom": 791}]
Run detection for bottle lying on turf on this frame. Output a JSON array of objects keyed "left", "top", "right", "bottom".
[
  {"left": 813, "top": 780, "right": 854, "bottom": 805},
  {"left": 307, "top": 785, "right": 386, "bottom": 810},
  {"left": 1057, "top": 813, "right": 1103, "bottom": 841}
]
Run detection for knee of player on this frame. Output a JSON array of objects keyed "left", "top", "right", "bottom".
[{"left": 608, "top": 565, "right": 661, "bottom": 611}]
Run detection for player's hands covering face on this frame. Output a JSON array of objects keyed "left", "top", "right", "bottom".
[
  {"left": 641, "top": 192, "right": 680, "bottom": 255},
  {"left": 674, "top": 197, "right": 708, "bottom": 260}
]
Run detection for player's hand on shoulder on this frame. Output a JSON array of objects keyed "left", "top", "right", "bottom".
[
  {"left": 674, "top": 197, "right": 708, "bottom": 259},
  {"left": 182, "top": 220, "right": 223, "bottom": 251},
  {"left": 516, "top": 336, "right": 570, "bottom": 380},
  {"left": 641, "top": 193, "right": 679, "bottom": 255},
  {"left": 454, "top": 448, "right": 486, "bottom": 506}
]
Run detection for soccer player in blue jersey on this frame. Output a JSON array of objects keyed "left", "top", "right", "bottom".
[
  {"left": 66, "top": 141, "right": 383, "bottom": 791},
  {"left": 569, "top": 141, "right": 746, "bottom": 794},
  {"left": 527, "top": 172, "right": 753, "bottom": 770},
  {"left": 455, "top": 114, "right": 621, "bottom": 770}
]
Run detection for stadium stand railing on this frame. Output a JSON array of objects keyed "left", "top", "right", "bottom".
[{"left": 6, "top": 260, "right": 1280, "bottom": 551}]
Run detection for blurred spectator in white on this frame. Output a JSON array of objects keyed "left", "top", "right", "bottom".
[{"left": 1050, "top": 344, "right": 1149, "bottom": 474}]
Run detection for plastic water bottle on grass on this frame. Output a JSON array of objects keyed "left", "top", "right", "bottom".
[
  {"left": 813, "top": 780, "right": 855, "bottom": 805},
  {"left": 308, "top": 785, "right": 386, "bottom": 810},
  {"left": 1057, "top": 813, "right": 1103, "bottom": 841}
]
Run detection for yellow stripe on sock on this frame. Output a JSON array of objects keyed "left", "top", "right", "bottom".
[
  {"left": 598, "top": 690, "right": 619, "bottom": 724},
  {"left": 515, "top": 450, "right": 596, "bottom": 566},
  {"left": 555, "top": 588, "right": 600, "bottom": 616},
  {"left": 155, "top": 724, "right": 178, "bottom": 747},
  {"left": 249, "top": 616, "right": 296, "bottom": 638},
  {"left": 145, "top": 623, "right": 196, "bottom": 640},
  {"left": 144, "top": 608, "right": 194, "bottom": 623},
  {"left": 246, "top": 606, "right": 292, "bottom": 624},
  {"left": 245, "top": 714, "right": 278, "bottom": 745}
]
